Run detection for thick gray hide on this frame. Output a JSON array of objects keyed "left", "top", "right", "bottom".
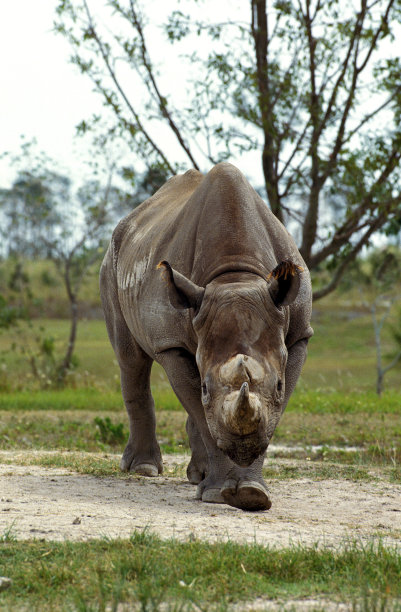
[{"left": 100, "top": 163, "right": 313, "bottom": 511}]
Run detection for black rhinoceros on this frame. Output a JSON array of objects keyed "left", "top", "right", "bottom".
[{"left": 100, "top": 163, "right": 313, "bottom": 511}]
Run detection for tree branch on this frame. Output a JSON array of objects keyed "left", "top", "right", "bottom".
[
  {"left": 251, "top": 0, "right": 283, "bottom": 223},
  {"left": 383, "top": 349, "right": 401, "bottom": 375},
  {"left": 310, "top": 154, "right": 401, "bottom": 269},
  {"left": 315, "top": 4, "right": 365, "bottom": 143},
  {"left": 320, "top": 0, "right": 396, "bottom": 186},
  {"left": 357, "top": 0, "right": 395, "bottom": 73},
  {"left": 312, "top": 213, "right": 385, "bottom": 300},
  {"left": 82, "top": 0, "right": 176, "bottom": 174},
  {"left": 299, "top": 0, "right": 324, "bottom": 262},
  {"left": 127, "top": 0, "right": 200, "bottom": 170}
]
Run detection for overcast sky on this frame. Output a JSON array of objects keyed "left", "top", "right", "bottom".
[
  {"left": 0, "top": 1, "right": 104, "bottom": 184},
  {"left": 0, "top": 1, "right": 256, "bottom": 189}
]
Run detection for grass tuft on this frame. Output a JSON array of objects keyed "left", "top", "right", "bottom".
[{"left": 0, "top": 534, "right": 400, "bottom": 611}]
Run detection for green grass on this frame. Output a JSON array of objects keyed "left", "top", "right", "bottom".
[
  {"left": 0, "top": 259, "right": 100, "bottom": 318},
  {"left": 1, "top": 263, "right": 400, "bottom": 611},
  {"left": 0, "top": 409, "right": 187, "bottom": 454},
  {"left": 0, "top": 533, "right": 400, "bottom": 611},
  {"left": 1, "top": 449, "right": 396, "bottom": 483},
  {"left": 0, "top": 388, "right": 398, "bottom": 414},
  {"left": 0, "top": 386, "right": 181, "bottom": 412},
  {"left": 0, "top": 389, "right": 123, "bottom": 412},
  {"left": 0, "top": 257, "right": 400, "bottom": 392},
  {"left": 300, "top": 299, "right": 401, "bottom": 392},
  {"left": 0, "top": 389, "right": 399, "bottom": 464},
  {"left": 287, "top": 390, "right": 401, "bottom": 414},
  {"left": 0, "top": 298, "right": 401, "bottom": 393}
]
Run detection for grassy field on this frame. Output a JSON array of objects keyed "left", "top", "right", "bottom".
[
  {"left": 1, "top": 534, "right": 400, "bottom": 611},
  {"left": 0, "top": 391, "right": 400, "bottom": 472},
  {"left": 0, "top": 256, "right": 401, "bottom": 392},
  {"left": 1, "top": 263, "right": 400, "bottom": 610},
  {"left": 1, "top": 292, "right": 400, "bottom": 392}
]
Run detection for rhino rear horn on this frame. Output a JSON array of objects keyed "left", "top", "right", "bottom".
[
  {"left": 157, "top": 261, "right": 205, "bottom": 311},
  {"left": 267, "top": 260, "right": 303, "bottom": 307}
]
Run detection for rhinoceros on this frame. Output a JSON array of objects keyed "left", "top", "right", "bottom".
[{"left": 100, "top": 162, "right": 313, "bottom": 511}]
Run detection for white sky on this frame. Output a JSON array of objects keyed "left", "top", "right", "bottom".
[
  {"left": 1, "top": 1, "right": 398, "bottom": 205},
  {"left": 0, "top": 1, "right": 106, "bottom": 184},
  {"left": 0, "top": 0, "right": 259, "bottom": 189}
]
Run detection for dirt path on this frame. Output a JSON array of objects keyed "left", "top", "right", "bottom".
[{"left": 1, "top": 452, "right": 400, "bottom": 548}]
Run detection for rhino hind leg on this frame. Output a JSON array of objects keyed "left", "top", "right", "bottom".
[{"left": 186, "top": 415, "right": 208, "bottom": 484}]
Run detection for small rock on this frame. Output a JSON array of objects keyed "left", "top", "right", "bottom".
[
  {"left": 0, "top": 577, "right": 12, "bottom": 592},
  {"left": 72, "top": 517, "right": 81, "bottom": 525}
]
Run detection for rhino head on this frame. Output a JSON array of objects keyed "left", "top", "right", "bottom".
[{"left": 158, "top": 260, "right": 302, "bottom": 467}]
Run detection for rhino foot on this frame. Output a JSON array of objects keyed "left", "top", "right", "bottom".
[
  {"left": 221, "top": 478, "right": 271, "bottom": 511},
  {"left": 120, "top": 441, "right": 162, "bottom": 476},
  {"left": 195, "top": 485, "right": 224, "bottom": 504},
  {"left": 194, "top": 462, "right": 271, "bottom": 510},
  {"left": 186, "top": 416, "right": 208, "bottom": 485},
  {"left": 195, "top": 473, "right": 225, "bottom": 504},
  {"left": 131, "top": 463, "right": 159, "bottom": 476},
  {"left": 187, "top": 456, "right": 207, "bottom": 485}
]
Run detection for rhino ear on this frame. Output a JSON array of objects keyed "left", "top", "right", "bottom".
[
  {"left": 267, "top": 260, "right": 303, "bottom": 307},
  {"left": 157, "top": 261, "right": 205, "bottom": 311}
]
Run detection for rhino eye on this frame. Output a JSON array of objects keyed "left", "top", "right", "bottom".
[{"left": 277, "top": 380, "right": 283, "bottom": 393}]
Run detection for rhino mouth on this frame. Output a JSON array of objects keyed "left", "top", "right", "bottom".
[{"left": 220, "top": 435, "right": 268, "bottom": 467}]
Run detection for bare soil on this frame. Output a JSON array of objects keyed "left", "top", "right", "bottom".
[{"left": 1, "top": 451, "right": 400, "bottom": 548}]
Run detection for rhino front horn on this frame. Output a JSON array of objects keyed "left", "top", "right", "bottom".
[
  {"left": 222, "top": 382, "right": 262, "bottom": 436},
  {"left": 235, "top": 382, "right": 250, "bottom": 417}
]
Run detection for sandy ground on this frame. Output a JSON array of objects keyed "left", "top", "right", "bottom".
[{"left": 1, "top": 451, "right": 400, "bottom": 548}]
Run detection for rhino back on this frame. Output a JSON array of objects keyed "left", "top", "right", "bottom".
[{"left": 106, "top": 163, "right": 312, "bottom": 356}]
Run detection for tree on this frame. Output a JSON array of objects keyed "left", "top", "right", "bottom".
[
  {"left": 0, "top": 144, "right": 125, "bottom": 384},
  {"left": 0, "top": 139, "right": 67, "bottom": 258},
  {"left": 357, "top": 249, "right": 401, "bottom": 395},
  {"left": 54, "top": 0, "right": 401, "bottom": 298},
  {"left": 44, "top": 172, "right": 116, "bottom": 382}
]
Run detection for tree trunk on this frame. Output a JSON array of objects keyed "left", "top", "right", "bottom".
[
  {"left": 251, "top": 0, "right": 283, "bottom": 224},
  {"left": 300, "top": 187, "right": 320, "bottom": 266},
  {"left": 57, "top": 256, "right": 79, "bottom": 385},
  {"left": 372, "top": 300, "right": 384, "bottom": 397},
  {"left": 58, "top": 298, "right": 78, "bottom": 384},
  {"left": 376, "top": 370, "right": 383, "bottom": 397}
]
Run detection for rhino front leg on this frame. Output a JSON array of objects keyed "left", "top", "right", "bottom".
[
  {"left": 103, "top": 311, "right": 162, "bottom": 476},
  {"left": 119, "top": 353, "right": 163, "bottom": 477},
  {"left": 158, "top": 349, "right": 271, "bottom": 511},
  {"left": 186, "top": 415, "right": 208, "bottom": 484},
  {"left": 219, "top": 455, "right": 269, "bottom": 510}
]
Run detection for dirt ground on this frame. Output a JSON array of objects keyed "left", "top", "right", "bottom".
[{"left": 1, "top": 451, "right": 400, "bottom": 548}]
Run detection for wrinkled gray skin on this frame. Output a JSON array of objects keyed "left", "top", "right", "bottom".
[{"left": 100, "top": 163, "right": 313, "bottom": 511}]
